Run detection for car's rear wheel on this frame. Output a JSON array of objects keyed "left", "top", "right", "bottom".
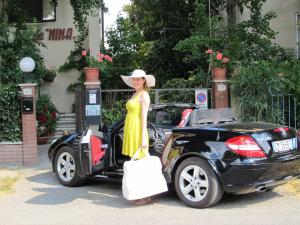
[
  {"left": 174, "top": 157, "right": 223, "bottom": 208},
  {"left": 54, "top": 146, "right": 84, "bottom": 187}
]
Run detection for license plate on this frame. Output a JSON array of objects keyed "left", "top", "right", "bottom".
[{"left": 272, "top": 138, "right": 297, "bottom": 153}]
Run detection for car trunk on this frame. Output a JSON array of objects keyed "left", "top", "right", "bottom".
[{"left": 218, "top": 122, "right": 300, "bottom": 158}]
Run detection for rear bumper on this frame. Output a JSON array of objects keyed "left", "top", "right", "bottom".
[
  {"left": 223, "top": 174, "right": 300, "bottom": 194},
  {"left": 218, "top": 154, "right": 300, "bottom": 194}
]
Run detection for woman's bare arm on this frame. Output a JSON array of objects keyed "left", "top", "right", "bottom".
[{"left": 140, "top": 92, "right": 150, "bottom": 149}]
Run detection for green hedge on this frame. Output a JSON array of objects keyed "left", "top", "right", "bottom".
[{"left": 0, "top": 84, "right": 21, "bottom": 142}]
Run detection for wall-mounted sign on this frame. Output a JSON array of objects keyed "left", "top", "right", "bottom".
[
  {"left": 89, "top": 93, "right": 96, "bottom": 104},
  {"left": 195, "top": 89, "right": 208, "bottom": 109},
  {"left": 85, "top": 105, "right": 101, "bottom": 116},
  {"left": 217, "top": 83, "right": 226, "bottom": 92},
  {"left": 22, "top": 88, "right": 33, "bottom": 96},
  {"left": 39, "top": 28, "right": 75, "bottom": 41},
  {"left": 84, "top": 89, "right": 101, "bottom": 126}
]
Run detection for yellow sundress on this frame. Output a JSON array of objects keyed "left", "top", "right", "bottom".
[{"left": 122, "top": 91, "right": 149, "bottom": 159}]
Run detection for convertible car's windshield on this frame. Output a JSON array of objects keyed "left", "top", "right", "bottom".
[{"left": 148, "top": 107, "right": 183, "bottom": 126}]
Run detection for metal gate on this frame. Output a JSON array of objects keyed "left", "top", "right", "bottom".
[
  {"left": 75, "top": 89, "right": 298, "bottom": 131},
  {"left": 270, "top": 94, "right": 298, "bottom": 129},
  {"left": 101, "top": 88, "right": 213, "bottom": 109},
  {"left": 75, "top": 88, "right": 213, "bottom": 131}
]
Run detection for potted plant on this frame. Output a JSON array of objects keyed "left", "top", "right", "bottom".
[
  {"left": 42, "top": 67, "right": 57, "bottom": 84},
  {"left": 205, "top": 49, "right": 230, "bottom": 79},
  {"left": 36, "top": 95, "right": 58, "bottom": 144},
  {"left": 81, "top": 50, "right": 113, "bottom": 82}
]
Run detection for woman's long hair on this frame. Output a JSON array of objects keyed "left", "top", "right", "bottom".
[{"left": 143, "top": 78, "right": 150, "bottom": 92}]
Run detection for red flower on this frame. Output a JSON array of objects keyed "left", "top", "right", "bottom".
[
  {"left": 216, "top": 53, "right": 223, "bottom": 60},
  {"left": 205, "top": 49, "right": 213, "bottom": 54},
  {"left": 97, "top": 56, "right": 103, "bottom": 62},
  {"left": 51, "top": 112, "right": 56, "bottom": 119},
  {"left": 105, "top": 55, "right": 113, "bottom": 62},
  {"left": 37, "top": 114, "right": 47, "bottom": 124},
  {"left": 82, "top": 50, "right": 87, "bottom": 56}
]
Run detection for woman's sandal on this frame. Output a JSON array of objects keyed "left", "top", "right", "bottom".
[{"left": 132, "top": 197, "right": 152, "bottom": 205}]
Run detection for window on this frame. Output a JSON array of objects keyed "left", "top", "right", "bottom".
[
  {"left": 43, "top": 0, "right": 56, "bottom": 21},
  {"left": 297, "top": 13, "right": 300, "bottom": 58},
  {"left": 148, "top": 107, "right": 184, "bottom": 127},
  {"left": 9, "top": 0, "right": 56, "bottom": 23}
]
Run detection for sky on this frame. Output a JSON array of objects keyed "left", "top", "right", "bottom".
[{"left": 104, "top": 0, "right": 131, "bottom": 31}]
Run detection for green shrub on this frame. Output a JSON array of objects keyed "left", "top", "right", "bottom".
[
  {"left": 102, "top": 101, "right": 124, "bottom": 126},
  {"left": 230, "top": 61, "right": 285, "bottom": 122},
  {"left": 36, "top": 95, "right": 58, "bottom": 137},
  {"left": 0, "top": 84, "right": 21, "bottom": 142}
]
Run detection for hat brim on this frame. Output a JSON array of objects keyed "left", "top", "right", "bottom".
[{"left": 120, "top": 75, "right": 155, "bottom": 88}]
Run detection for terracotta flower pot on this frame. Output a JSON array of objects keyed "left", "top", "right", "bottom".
[
  {"left": 212, "top": 67, "right": 227, "bottom": 80},
  {"left": 37, "top": 136, "right": 49, "bottom": 145},
  {"left": 84, "top": 67, "right": 100, "bottom": 82}
]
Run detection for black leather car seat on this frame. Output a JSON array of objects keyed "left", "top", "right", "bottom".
[{"left": 162, "top": 109, "right": 193, "bottom": 166}]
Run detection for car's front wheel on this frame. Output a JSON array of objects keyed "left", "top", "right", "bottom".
[
  {"left": 54, "top": 146, "right": 84, "bottom": 187},
  {"left": 174, "top": 157, "right": 223, "bottom": 208}
]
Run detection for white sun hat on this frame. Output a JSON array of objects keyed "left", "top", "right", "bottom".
[{"left": 121, "top": 69, "right": 155, "bottom": 88}]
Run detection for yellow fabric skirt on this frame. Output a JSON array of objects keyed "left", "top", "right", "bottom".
[{"left": 122, "top": 93, "right": 149, "bottom": 159}]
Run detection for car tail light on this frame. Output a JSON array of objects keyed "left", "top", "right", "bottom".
[
  {"left": 273, "top": 127, "right": 289, "bottom": 132},
  {"left": 226, "top": 135, "right": 266, "bottom": 158}
]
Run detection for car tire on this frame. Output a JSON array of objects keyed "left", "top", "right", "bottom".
[
  {"left": 54, "top": 146, "right": 84, "bottom": 187},
  {"left": 174, "top": 157, "right": 223, "bottom": 208}
]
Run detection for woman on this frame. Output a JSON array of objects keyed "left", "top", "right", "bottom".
[{"left": 120, "top": 69, "right": 155, "bottom": 205}]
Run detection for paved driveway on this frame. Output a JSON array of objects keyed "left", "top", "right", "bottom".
[{"left": 0, "top": 144, "right": 300, "bottom": 225}]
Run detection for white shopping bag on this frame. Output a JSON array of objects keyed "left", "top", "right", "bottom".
[{"left": 122, "top": 148, "right": 168, "bottom": 200}]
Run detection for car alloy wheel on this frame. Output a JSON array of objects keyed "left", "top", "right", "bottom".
[
  {"left": 179, "top": 165, "right": 209, "bottom": 202},
  {"left": 56, "top": 152, "right": 76, "bottom": 182}
]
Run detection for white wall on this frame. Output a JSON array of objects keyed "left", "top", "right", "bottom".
[
  {"left": 236, "top": 0, "right": 300, "bottom": 51},
  {"left": 38, "top": 1, "right": 78, "bottom": 113},
  {"left": 39, "top": 1, "right": 101, "bottom": 113}
]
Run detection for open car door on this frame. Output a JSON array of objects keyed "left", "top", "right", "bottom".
[{"left": 79, "top": 129, "right": 108, "bottom": 175}]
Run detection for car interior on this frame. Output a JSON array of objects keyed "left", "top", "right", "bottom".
[
  {"left": 111, "top": 107, "right": 237, "bottom": 167},
  {"left": 112, "top": 106, "right": 192, "bottom": 167}
]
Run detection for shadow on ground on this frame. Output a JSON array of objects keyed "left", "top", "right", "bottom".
[{"left": 25, "top": 170, "right": 282, "bottom": 209}]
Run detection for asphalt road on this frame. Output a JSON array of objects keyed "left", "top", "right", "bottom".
[{"left": 0, "top": 144, "right": 299, "bottom": 225}]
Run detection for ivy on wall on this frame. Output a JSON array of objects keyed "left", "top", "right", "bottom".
[
  {"left": 0, "top": 0, "right": 48, "bottom": 142},
  {"left": 0, "top": 84, "right": 21, "bottom": 142},
  {"left": 59, "top": 0, "right": 103, "bottom": 72}
]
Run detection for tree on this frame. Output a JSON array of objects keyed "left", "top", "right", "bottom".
[
  {"left": 126, "top": 0, "right": 197, "bottom": 85},
  {"left": 0, "top": 0, "right": 46, "bottom": 85},
  {"left": 104, "top": 16, "right": 146, "bottom": 88}
]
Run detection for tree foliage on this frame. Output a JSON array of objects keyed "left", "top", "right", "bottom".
[
  {"left": 0, "top": 1, "right": 46, "bottom": 85},
  {"left": 104, "top": 16, "right": 146, "bottom": 88},
  {"left": 59, "top": 0, "right": 103, "bottom": 72},
  {"left": 125, "top": 0, "right": 197, "bottom": 85}
]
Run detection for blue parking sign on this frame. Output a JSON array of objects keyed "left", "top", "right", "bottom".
[{"left": 195, "top": 89, "right": 208, "bottom": 109}]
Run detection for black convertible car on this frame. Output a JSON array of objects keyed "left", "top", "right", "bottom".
[{"left": 48, "top": 104, "right": 300, "bottom": 208}]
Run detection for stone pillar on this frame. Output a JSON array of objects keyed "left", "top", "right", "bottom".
[
  {"left": 84, "top": 81, "right": 101, "bottom": 90},
  {"left": 84, "top": 81, "right": 102, "bottom": 132},
  {"left": 212, "top": 69, "right": 229, "bottom": 109},
  {"left": 19, "top": 83, "right": 37, "bottom": 165}
]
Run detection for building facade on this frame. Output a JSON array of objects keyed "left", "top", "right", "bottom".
[
  {"left": 0, "top": 0, "right": 103, "bottom": 113},
  {"left": 236, "top": 0, "right": 300, "bottom": 58},
  {"left": 39, "top": 0, "right": 103, "bottom": 113}
]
